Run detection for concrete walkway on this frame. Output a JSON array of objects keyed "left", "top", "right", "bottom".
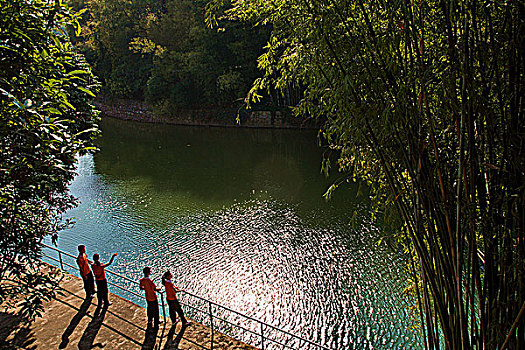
[{"left": 0, "top": 269, "right": 258, "bottom": 350}]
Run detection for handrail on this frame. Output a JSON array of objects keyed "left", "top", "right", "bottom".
[
  {"left": 40, "top": 242, "right": 167, "bottom": 330},
  {"left": 42, "top": 243, "right": 142, "bottom": 286},
  {"left": 180, "top": 288, "right": 330, "bottom": 349},
  {"left": 40, "top": 242, "right": 331, "bottom": 350}
]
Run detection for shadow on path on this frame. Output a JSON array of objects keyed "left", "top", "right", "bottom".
[
  {"left": 59, "top": 297, "right": 92, "bottom": 348},
  {"left": 78, "top": 305, "right": 108, "bottom": 349},
  {"left": 0, "top": 312, "right": 37, "bottom": 350},
  {"left": 55, "top": 294, "right": 144, "bottom": 347},
  {"left": 59, "top": 286, "right": 145, "bottom": 332},
  {"left": 142, "top": 323, "right": 159, "bottom": 350},
  {"left": 163, "top": 324, "right": 187, "bottom": 350}
]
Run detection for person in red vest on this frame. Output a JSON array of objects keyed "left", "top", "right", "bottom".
[
  {"left": 76, "top": 245, "right": 96, "bottom": 298},
  {"left": 162, "top": 270, "right": 191, "bottom": 327},
  {"left": 91, "top": 252, "right": 117, "bottom": 307},
  {"left": 140, "top": 266, "right": 160, "bottom": 327}
]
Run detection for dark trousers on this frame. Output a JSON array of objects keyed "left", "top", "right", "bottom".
[
  {"left": 167, "top": 299, "right": 187, "bottom": 324},
  {"left": 82, "top": 271, "right": 96, "bottom": 297},
  {"left": 96, "top": 279, "right": 109, "bottom": 305},
  {"left": 146, "top": 300, "right": 159, "bottom": 324}
]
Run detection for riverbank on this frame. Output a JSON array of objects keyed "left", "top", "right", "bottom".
[
  {"left": 94, "top": 96, "right": 318, "bottom": 129},
  {"left": 0, "top": 265, "right": 258, "bottom": 350}
]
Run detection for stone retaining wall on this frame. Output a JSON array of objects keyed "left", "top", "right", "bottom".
[{"left": 94, "top": 97, "right": 317, "bottom": 129}]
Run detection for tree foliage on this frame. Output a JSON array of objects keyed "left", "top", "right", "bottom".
[
  {"left": 208, "top": 0, "right": 524, "bottom": 349},
  {"left": 0, "top": 0, "right": 99, "bottom": 318},
  {"left": 71, "top": 0, "right": 269, "bottom": 111}
]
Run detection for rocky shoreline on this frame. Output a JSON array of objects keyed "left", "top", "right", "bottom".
[{"left": 94, "top": 97, "right": 318, "bottom": 129}]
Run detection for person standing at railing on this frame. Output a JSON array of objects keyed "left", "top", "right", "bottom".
[
  {"left": 76, "top": 245, "right": 96, "bottom": 299},
  {"left": 162, "top": 270, "right": 191, "bottom": 327},
  {"left": 140, "top": 266, "right": 160, "bottom": 327},
  {"left": 91, "top": 253, "right": 118, "bottom": 307}
]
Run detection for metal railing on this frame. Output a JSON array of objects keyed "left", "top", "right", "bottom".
[{"left": 40, "top": 243, "right": 330, "bottom": 350}]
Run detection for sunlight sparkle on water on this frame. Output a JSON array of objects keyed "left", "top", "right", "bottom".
[{"left": 49, "top": 120, "right": 422, "bottom": 349}]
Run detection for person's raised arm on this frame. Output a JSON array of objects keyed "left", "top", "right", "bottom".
[{"left": 104, "top": 253, "right": 118, "bottom": 267}]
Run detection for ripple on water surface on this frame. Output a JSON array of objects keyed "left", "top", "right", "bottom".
[{"left": 51, "top": 123, "right": 422, "bottom": 349}]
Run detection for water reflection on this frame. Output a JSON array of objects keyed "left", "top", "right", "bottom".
[{"left": 56, "top": 117, "right": 421, "bottom": 348}]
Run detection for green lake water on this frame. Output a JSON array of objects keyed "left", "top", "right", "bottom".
[{"left": 48, "top": 116, "right": 422, "bottom": 349}]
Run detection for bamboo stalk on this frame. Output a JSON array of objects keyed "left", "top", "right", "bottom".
[{"left": 499, "top": 302, "right": 525, "bottom": 350}]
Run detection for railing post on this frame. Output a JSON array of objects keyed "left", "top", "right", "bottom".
[
  {"left": 39, "top": 243, "right": 330, "bottom": 350},
  {"left": 58, "top": 251, "right": 64, "bottom": 270},
  {"left": 260, "top": 321, "right": 265, "bottom": 350},
  {"left": 161, "top": 292, "right": 166, "bottom": 325},
  {"left": 209, "top": 300, "right": 214, "bottom": 350}
]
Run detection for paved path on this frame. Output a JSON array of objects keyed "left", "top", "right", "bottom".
[{"left": 0, "top": 269, "right": 258, "bottom": 350}]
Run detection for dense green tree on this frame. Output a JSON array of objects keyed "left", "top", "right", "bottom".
[
  {"left": 0, "top": 0, "right": 99, "bottom": 318},
  {"left": 208, "top": 0, "right": 524, "bottom": 349},
  {"left": 71, "top": 0, "right": 154, "bottom": 98},
  {"left": 71, "top": 0, "right": 269, "bottom": 111},
  {"left": 138, "top": 0, "right": 269, "bottom": 110}
]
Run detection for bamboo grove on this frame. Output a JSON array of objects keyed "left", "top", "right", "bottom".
[{"left": 207, "top": 0, "right": 525, "bottom": 348}]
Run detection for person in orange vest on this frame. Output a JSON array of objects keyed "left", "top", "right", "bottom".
[
  {"left": 91, "top": 252, "right": 117, "bottom": 307},
  {"left": 139, "top": 266, "right": 160, "bottom": 327},
  {"left": 162, "top": 270, "right": 191, "bottom": 327},
  {"left": 76, "top": 245, "right": 96, "bottom": 298}
]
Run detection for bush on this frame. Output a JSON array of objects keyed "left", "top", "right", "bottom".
[{"left": 0, "top": 0, "right": 100, "bottom": 318}]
